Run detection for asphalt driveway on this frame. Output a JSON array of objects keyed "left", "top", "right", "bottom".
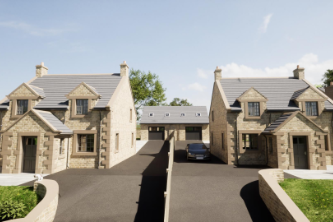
[
  {"left": 169, "top": 141, "right": 275, "bottom": 222},
  {"left": 22, "top": 141, "right": 169, "bottom": 222}
]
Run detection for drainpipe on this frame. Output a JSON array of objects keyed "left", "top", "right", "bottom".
[
  {"left": 98, "top": 111, "right": 102, "bottom": 168},
  {"left": 263, "top": 134, "right": 269, "bottom": 166},
  {"left": 235, "top": 115, "right": 239, "bottom": 166}
]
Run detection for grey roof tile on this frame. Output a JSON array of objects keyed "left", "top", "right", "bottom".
[
  {"left": 263, "top": 113, "right": 293, "bottom": 133},
  {"left": 29, "top": 85, "right": 45, "bottom": 97},
  {"left": 140, "top": 106, "right": 209, "bottom": 124},
  {"left": 30, "top": 74, "right": 121, "bottom": 109},
  {"left": 35, "top": 110, "right": 73, "bottom": 134},
  {"left": 220, "top": 78, "right": 333, "bottom": 111}
]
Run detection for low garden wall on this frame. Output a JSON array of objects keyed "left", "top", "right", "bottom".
[
  {"left": 8, "top": 179, "right": 59, "bottom": 222},
  {"left": 258, "top": 169, "right": 309, "bottom": 222},
  {"left": 164, "top": 134, "right": 175, "bottom": 222}
]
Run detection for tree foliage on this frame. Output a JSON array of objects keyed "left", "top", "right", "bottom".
[
  {"left": 322, "top": 69, "right": 333, "bottom": 87},
  {"left": 129, "top": 69, "right": 167, "bottom": 118},
  {"left": 169, "top": 98, "right": 192, "bottom": 106}
]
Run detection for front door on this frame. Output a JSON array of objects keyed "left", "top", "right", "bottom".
[
  {"left": 23, "top": 137, "right": 37, "bottom": 173},
  {"left": 293, "top": 136, "right": 308, "bottom": 169}
]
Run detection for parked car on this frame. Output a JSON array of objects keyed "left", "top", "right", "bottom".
[{"left": 186, "top": 143, "right": 211, "bottom": 160}]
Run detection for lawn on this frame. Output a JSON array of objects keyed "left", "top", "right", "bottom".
[
  {"left": 279, "top": 179, "right": 333, "bottom": 222},
  {"left": 0, "top": 186, "right": 41, "bottom": 221}
]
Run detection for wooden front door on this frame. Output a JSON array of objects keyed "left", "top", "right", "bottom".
[
  {"left": 293, "top": 136, "right": 308, "bottom": 169},
  {"left": 23, "top": 137, "right": 37, "bottom": 173}
]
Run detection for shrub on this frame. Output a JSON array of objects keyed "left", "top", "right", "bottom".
[{"left": 0, "top": 199, "right": 26, "bottom": 220}]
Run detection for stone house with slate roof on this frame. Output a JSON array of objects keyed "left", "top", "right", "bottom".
[
  {"left": 209, "top": 65, "right": 333, "bottom": 170},
  {"left": 140, "top": 106, "right": 209, "bottom": 141},
  {"left": 0, "top": 61, "right": 137, "bottom": 174}
]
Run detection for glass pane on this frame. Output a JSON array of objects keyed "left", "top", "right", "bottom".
[
  {"left": 159, "top": 127, "right": 165, "bottom": 132},
  {"left": 312, "top": 102, "right": 318, "bottom": 116},
  {"left": 305, "top": 102, "right": 311, "bottom": 116}
]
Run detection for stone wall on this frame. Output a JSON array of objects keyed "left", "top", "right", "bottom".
[
  {"left": 259, "top": 169, "right": 309, "bottom": 222},
  {"left": 209, "top": 82, "right": 229, "bottom": 164},
  {"left": 8, "top": 179, "right": 59, "bottom": 222},
  {"left": 140, "top": 124, "right": 209, "bottom": 141},
  {"left": 109, "top": 78, "right": 136, "bottom": 168}
]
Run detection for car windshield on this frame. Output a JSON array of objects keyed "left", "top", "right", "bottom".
[{"left": 189, "top": 144, "right": 205, "bottom": 150}]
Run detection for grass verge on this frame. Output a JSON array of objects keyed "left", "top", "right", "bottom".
[
  {"left": 279, "top": 179, "right": 333, "bottom": 222},
  {"left": 0, "top": 186, "right": 41, "bottom": 220}
]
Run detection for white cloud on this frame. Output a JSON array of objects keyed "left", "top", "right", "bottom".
[
  {"left": 182, "top": 82, "right": 206, "bottom": 92},
  {"left": 0, "top": 21, "right": 77, "bottom": 36},
  {"left": 259, "top": 14, "right": 273, "bottom": 33},
  {"left": 198, "top": 53, "right": 333, "bottom": 85},
  {"left": 197, "top": 68, "right": 208, "bottom": 79}
]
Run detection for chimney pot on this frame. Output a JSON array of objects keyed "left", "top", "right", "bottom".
[
  {"left": 36, "top": 62, "right": 48, "bottom": 78},
  {"left": 120, "top": 61, "right": 129, "bottom": 77},
  {"left": 214, "top": 66, "right": 222, "bottom": 81},
  {"left": 293, "top": 65, "right": 305, "bottom": 80}
]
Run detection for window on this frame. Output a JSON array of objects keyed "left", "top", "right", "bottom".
[
  {"left": 59, "top": 138, "right": 64, "bottom": 155},
  {"left": 196, "top": 113, "right": 201, "bottom": 117},
  {"left": 242, "top": 134, "right": 258, "bottom": 150},
  {"left": 185, "top": 127, "right": 201, "bottom": 132},
  {"left": 181, "top": 113, "right": 185, "bottom": 117},
  {"left": 221, "top": 133, "right": 224, "bottom": 150},
  {"left": 132, "top": 133, "right": 134, "bottom": 148},
  {"left": 165, "top": 113, "right": 170, "bottom": 117},
  {"left": 130, "top": 109, "right": 132, "bottom": 122},
  {"left": 305, "top": 102, "right": 318, "bottom": 116},
  {"left": 149, "top": 113, "right": 154, "bottom": 117},
  {"left": 149, "top": 127, "right": 165, "bottom": 132},
  {"left": 76, "top": 99, "right": 88, "bottom": 115},
  {"left": 212, "top": 111, "right": 214, "bottom": 121},
  {"left": 78, "top": 134, "right": 94, "bottom": 152},
  {"left": 325, "top": 135, "right": 329, "bottom": 151},
  {"left": 17, "top": 100, "right": 28, "bottom": 115},
  {"left": 115, "top": 133, "right": 119, "bottom": 152},
  {"left": 248, "top": 102, "right": 260, "bottom": 116},
  {"left": 269, "top": 137, "right": 273, "bottom": 154}
]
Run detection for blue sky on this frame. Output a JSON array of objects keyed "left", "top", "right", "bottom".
[{"left": 0, "top": 0, "right": 333, "bottom": 109}]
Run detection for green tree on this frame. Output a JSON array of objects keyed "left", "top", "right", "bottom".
[
  {"left": 169, "top": 98, "right": 192, "bottom": 106},
  {"left": 322, "top": 69, "right": 333, "bottom": 87},
  {"left": 129, "top": 69, "right": 167, "bottom": 119},
  {"left": 314, "top": 84, "right": 324, "bottom": 89}
]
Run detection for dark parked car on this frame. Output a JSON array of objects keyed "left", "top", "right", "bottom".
[{"left": 186, "top": 143, "right": 211, "bottom": 160}]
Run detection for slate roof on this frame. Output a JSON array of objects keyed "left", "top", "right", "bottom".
[
  {"left": 140, "top": 106, "right": 209, "bottom": 124},
  {"left": 220, "top": 78, "right": 333, "bottom": 111},
  {"left": 262, "top": 113, "right": 293, "bottom": 133},
  {"left": 35, "top": 110, "right": 73, "bottom": 134},
  {"left": 30, "top": 85, "right": 45, "bottom": 97}
]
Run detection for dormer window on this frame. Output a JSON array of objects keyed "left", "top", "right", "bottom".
[
  {"left": 181, "top": 113, "right": 185, "bottom": 117},
  {"left": 149, "top": 113, "right": 154, "bottom": 117},
  {"left": 305, "top": 102, "right": 318, "bottom": 116},
  {"left": 76, "top": 99, "right": 88, "bottom": 115},
  {"left": 248, "top": 102, "right": 260, "bottom": 116},
  {"left": 165, "top": 113, "right": 170, "bottom": 117},
  {"left": 196, "top": 113, "right": 201, "bottom": 117},
  {"left": 17, "top": 100, "right": 28, "bottom": 115}
]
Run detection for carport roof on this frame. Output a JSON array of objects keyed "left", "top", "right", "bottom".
[{"left": 140, "top": 106, "right": 209, "bottom": 124}]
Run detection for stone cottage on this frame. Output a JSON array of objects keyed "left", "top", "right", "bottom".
[
  {"left": 0, "top": 61, "right": 137, "bottom": 174},
  {"left": 140, "top": 106, "right": 209, "bottom": 141},
  {"left": 209, "top": 65, "right": 333, "bottom": 170}
]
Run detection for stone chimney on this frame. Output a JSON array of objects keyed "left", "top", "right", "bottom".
[
  {"left": 36, "top": 62, "right": 48, "bottom": 78},
  {"left": 120, "top": 61, "right": 129, "bottom": 77},
  {"left": 325, "top": 81, "right": 333, "bottom": 100},
  {"left": 293, "top": 65, "right": 305, "bottom": 80},
  {"left": 214, "top": 66, "right": 222, "bottom": 81}
]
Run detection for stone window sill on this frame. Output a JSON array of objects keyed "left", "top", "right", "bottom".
[{"left": 71, "top": 151, "right": 97, "bottom": 157}]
